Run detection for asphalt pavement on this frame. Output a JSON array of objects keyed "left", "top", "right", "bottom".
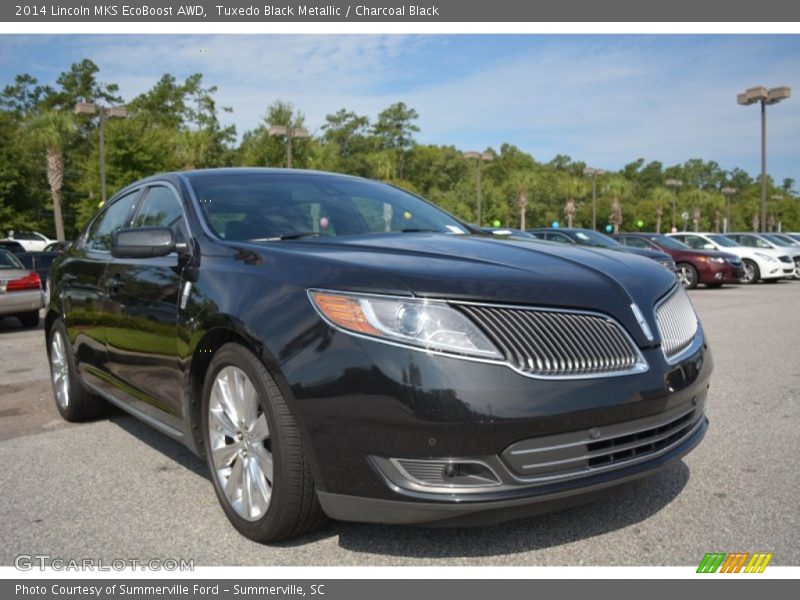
[{"left": 0, "top": 280, "right": 798, "bottom": 566}]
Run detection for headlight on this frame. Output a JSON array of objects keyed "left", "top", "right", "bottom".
[
  {"left": 709, "top": 257, "right": 725, "bottom": 264},
  {"left": 755, "top": 252, "right": 778, "bottom": 263},
  {"left": 308, "top": 290, "right": 502, "bottom": 359}
]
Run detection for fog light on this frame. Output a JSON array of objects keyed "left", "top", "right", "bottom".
[
  {"left": 371, "top": 456, "right": 502, "bottom": 490},
  {"left": 714, "top": 272, "right": 723, "bottom": 280}
]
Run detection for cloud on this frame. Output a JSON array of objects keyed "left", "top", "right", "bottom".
[{"left": 1, "top": 34, "right": 798, "bottom": 182}]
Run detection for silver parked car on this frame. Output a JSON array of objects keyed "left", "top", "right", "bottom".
[
  {"left": 0, "top": 249, "right": 44, "bottom": 327},
  {"left": 724, "top": 233, "right": 800, "bottom": 279}
]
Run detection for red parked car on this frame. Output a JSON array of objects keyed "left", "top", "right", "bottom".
[{"left": 614, "top": 233, "right": 743, "bottom": 289}]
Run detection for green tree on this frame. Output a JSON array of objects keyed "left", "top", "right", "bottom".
[
  {"left": 27, "top": 110, "right": 76, "bottom": 241},
  {"left": 47, "top": 59, "right": 122, "bottom": 111},
  {"left": 372, "top": 102, "right": 419, "bottom": 150},
  {"left": 239, "top": 100, "right": 309, "bottom": 169}
]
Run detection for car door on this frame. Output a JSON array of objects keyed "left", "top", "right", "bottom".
[
  {"left": 58, "top": 190, "right": 140, "bottom": 388},
  {"left": 101, "top": 183, "right": 190, "bottom": 429}
]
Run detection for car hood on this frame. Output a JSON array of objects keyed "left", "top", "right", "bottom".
[
  {"left": 613, "top": 246, "right": 671, "bottom": 260},
  {"left": 670, "top": 247, "right": 738, "bottom": 260},
  {"left": 263, "top": 233, "right": 679, "bottom": 347}
]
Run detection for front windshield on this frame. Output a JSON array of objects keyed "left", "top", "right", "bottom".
[
  {"left": 571, "top": 230, "right": 620, "bottom": 248},
  {"left": 707, "top": 234, "right": 738, "bottom": 248},
  {"left": 0, "top": 249, "right": 23, "bottom": 269},
  {"left": 648, "top": 234, "right": 689, "bottom": 250},
  {"left": 189, "top": 172, "right": 469, "bottom": 240}
]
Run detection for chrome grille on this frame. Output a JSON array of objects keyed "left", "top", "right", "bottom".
[
  {"left": 459, "top": 304, "right": 643, "bottom": 377},
  {"left": 654, "top": 286, "right": 699, "bottom": 361},
  {"left": 501, "top": 403, "right": 706, "bottom": 483}
]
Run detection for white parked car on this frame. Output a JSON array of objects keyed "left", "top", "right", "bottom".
[
  {"left": 725, "top": 233, "right": 800, "bottom": 280},
  {"left": 669, "top": 232, "right": 792, "bottom": 284},
  {"left": 2, "top": 231, "right": 54, "bottom": 252}
]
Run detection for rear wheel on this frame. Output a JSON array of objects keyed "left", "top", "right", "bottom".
[
  {"left": 676, "top": 263, "right": 699, "bottom": 289},
  {"left": 19, "top": 310, "right": 40, "bottom": 328},
  {"left": 740, "top": 260, "right": 759, "bottom": 285},
  {"left": 48, "top": 320, "right": 107, "bottom": 422},
  {"left": 201, "top": 343, "right": 325, "bottom": 543}
]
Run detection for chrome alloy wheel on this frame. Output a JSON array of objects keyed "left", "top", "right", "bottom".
[
  {"left": 794, "top": 260, "right": 800, "bottom": 280},
  {"left": 677, "top": 264, "right": 696, "bottom": 288},
  {"left": 741, "top": 261, "right": 756, "bottom": 284},
  {"left": 208, "top": 366, "right": 273, "bottom": 521},
  {"left": 50, "top": 330, "right": 70, "bottom": 410}
]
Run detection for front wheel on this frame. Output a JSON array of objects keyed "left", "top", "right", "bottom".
[
  {"left": 740, "top": 260, "right": 759, "bottom": 285},
  {"left": 676, "top": 263, "right": 699, "bottom": 289},
  {"left": 201, "top": 343, "right": 325, "bottom": 543},
  {"left": 794, "top": 260, "right": 800, "bottom": 280}
]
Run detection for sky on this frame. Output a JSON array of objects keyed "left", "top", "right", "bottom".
[{"left": 1, "top": 34, "right": 799, "bottom": 186}]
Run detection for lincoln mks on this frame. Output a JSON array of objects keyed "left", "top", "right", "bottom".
[{"left": 46, "top": 169, "right": 711, "bottom": 542}]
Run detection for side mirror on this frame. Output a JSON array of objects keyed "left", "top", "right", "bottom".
[
  {"left": 703, "top": 243, "right": 715, "bottom": 250},
  {"left": 112, "top": 227, "right": 176, "bottom": 259}
]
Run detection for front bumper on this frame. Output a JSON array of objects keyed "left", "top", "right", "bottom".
[
  {"left": 318, "top": 415, "right": 707, "bottom": 525},
  {"left": 699, "top": 261, "right": 742, "bottom": 284},
  {"left": 283, "top": 320, "right": 713, "bottom": 525}
]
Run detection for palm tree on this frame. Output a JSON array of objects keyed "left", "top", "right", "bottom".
[
  {"left": 558, "top": 175, "right": 587, "bottom": 228},
  {"left": 603, "top": 175, "right": 630, "bottom": 234},
  {"left": 651, "top": 187, "right": 673, "bottom": 233},
  {"left": 28, "top": 110, "right": 75, "bottom": 241}
]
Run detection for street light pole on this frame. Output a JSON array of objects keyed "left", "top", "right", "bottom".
[
  {"left": 268, "top": 125, "right": 310, "bottom": 168},
  {"left": 721, "top": 187, "right": 736, "bottom": 233},
  {"left": 583, "top": 167, "right": 604, "bottom": 231},
  {"left": 737, "top": 85, "right": 791, "bottom": 232},
  {"left": 665, "top": 179, "right": 682, "bottom": 230},
  {"left": 75, "top": 102, "right": 128, "bottom": 206},
  {"left": 463, "top": 151, "right": 494, "bottom": 226}
]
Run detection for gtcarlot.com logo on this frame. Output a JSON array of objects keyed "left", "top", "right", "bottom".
[{"left": 697, "top": 552, "right": 773, "bottom": 573}]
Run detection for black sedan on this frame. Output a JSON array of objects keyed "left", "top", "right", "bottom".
[{"left": 46, "top": 168, "right": 711, "bottom": 542}]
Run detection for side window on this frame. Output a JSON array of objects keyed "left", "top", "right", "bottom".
[
  {"left": 682, "top": 235, "right": 705, "bottom": 250},
  {"left": 132, "top": 186, "right": 187, "bottom": 241},
  {"left": 551, "top": 233, "right": 571, "bottom": 243},
  {"left": 625, "top": 237, "right": 654, "bottom": 250},
  {"left": 85, "top": 191, "right": 139, "bottom": 252}
]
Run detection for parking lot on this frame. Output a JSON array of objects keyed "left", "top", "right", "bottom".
[{"left": 0, "top": 281, "right": 798, "bottom": 566}]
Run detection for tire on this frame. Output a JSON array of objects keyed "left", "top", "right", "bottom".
[
  {"left": 48, "top": 320, "right": 107, "bottom": 422},
  {"left": 676, "top": 263, "right": 699, "bottom": 290},
  {"left": 19, "top": 310, "right": 40, "bottom": 328},
  {"left": 740, "top": 259, "right": 760, "bottom": 285},
  {"left": 794, "top": 260, "right": 800, "bottom": 280},
  {"left": 201, "top": 343, "right": 325, "bottom": 543}
]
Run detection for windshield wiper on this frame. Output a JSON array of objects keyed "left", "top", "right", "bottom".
[{"left": 266, "top": 231, "right": 326, "bottom": 241}]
